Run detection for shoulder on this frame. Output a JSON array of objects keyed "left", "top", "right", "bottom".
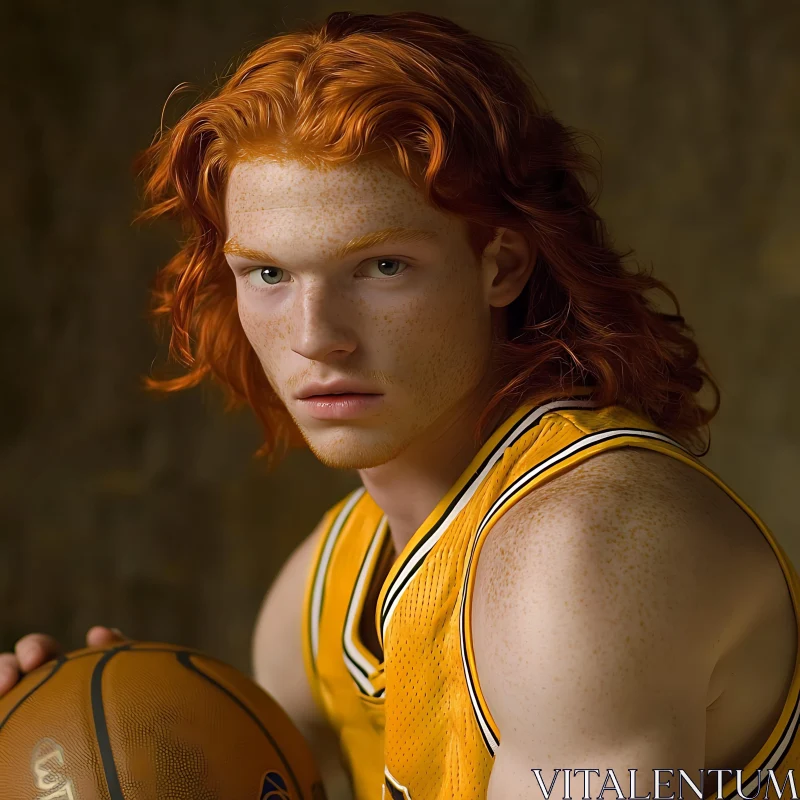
[
  {"left": 259, "top": 487, "right": 367, "bottom": 643},
  {"left": 471, "top": 445, "right": 779, "bottom": 680},
  {"left": 474, "top": 446, "right": 718, "bottom": 614},
  {"left": 477, "top": 445, "right": 779, "bottom": 590},
  {"left": 476, "top": 446, "right": 715, "bottom": 579},
  {"left": 253, "top": 518, "right": 327, "bottom": 667},
  {"left": 466, "top": 445, "right": 793, "bottom": 772},
  {"left": 251, "top": 516, "right": 332, "bottom": 731}
]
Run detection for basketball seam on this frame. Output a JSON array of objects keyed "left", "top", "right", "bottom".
[
  {"left": 0, "top": 655, "right": 67, "bottom": 736},
  {"left": 91, "top": 644, "right": 132, "bottom": 800},
  {"left": 175, "top": 650, "right": 304, "bottom": 800}
]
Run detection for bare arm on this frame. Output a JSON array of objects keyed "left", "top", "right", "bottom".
[
  {"left": 253, "top": 521, "right": 354, "bottom": 800},
  {"left": 471, "top": 451, "right": 732, "bottom": 800}
]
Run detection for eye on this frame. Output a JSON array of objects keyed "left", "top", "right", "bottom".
[
  {"left": 246, "top": 266, "right": 288, "bottom": 287},
  {"left": 359, "top": 258, "right": 409, "bottom": 278}
]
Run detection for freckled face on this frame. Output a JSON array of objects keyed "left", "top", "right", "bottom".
[{"left": 224, "top": 158, "right": 495, "bottom": 469}]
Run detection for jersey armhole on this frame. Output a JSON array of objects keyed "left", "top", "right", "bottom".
[
  {"left": 460, "top": 413, "right": 714, "bottom": 757},
  {"left": 301, "top": 487, "right": 368, "bottom": 722},
  {"left": 301, "top": 507, "right": 339, "bottom": 721}
]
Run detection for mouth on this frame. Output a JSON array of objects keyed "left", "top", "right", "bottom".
[
  {"left": 303, "top": 392, "right": 380, "bottom": 400},
  {"left": 297, "top": 392, "right": 384, "bottom": 420}
]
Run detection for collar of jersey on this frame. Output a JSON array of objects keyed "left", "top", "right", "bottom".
[{"left": 372, "top": 390, "right": 596, "bottom": 650}]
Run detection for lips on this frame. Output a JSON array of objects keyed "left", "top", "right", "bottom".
[
  {"left": 296, "top": 392, "right": 385, "bottom": 420},
  {"left": 307, "top": 392, "right": 367, "bottom": 397},
  {"left": 295, "top": 381, "right": 381, "bottom": 399}
]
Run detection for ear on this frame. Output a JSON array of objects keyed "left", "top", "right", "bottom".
[{"left": 481, "top": 227, "right": 535, "bottom": 308}]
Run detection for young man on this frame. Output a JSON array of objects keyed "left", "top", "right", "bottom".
[{"left": 3, "top": 11, "right": 798, "bottom": 800}]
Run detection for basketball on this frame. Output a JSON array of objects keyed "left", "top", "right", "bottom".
[{"left": 0, "top": 641, "right": 326, "bottom": 799}]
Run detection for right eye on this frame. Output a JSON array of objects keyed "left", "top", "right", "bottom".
[{"left": 246, "top": 266, "right": 288, "bottom": 287}]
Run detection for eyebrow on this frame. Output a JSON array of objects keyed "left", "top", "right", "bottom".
[{"left": 223, "top": 226, "right": 437, "bottom": 264}]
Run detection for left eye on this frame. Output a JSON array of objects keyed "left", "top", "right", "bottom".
[
  {"left": 247, "top": 266, "right": 287, "bottom": 287},
  {"left": 360, "top": 258, "right": 409, "bottom": 278}
]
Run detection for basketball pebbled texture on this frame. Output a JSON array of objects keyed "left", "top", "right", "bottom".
[{"left": 0, "top": 642, "right": 326, "bottom": 800}]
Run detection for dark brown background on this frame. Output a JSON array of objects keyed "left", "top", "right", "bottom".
[{"left": 2, "top": 0, "right": 798, "bottom": 674}]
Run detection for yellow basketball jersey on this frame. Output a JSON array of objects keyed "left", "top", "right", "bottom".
[{"left": 301, "top": 397, "right": 800, "bottom": 800}]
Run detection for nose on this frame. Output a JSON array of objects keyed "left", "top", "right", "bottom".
[{"left": 289, "top": 282, "right": 357, "bottom": 362}]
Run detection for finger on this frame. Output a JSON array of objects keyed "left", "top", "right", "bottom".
[
  {"left": 0, "top": 653, "right": 20, "bottom": 695},
  {"left": 86, "top": 626, "right": 127, "bottom": 648},
  {"left": 14, "top": 634, "right": 61, "bottom": 673}
]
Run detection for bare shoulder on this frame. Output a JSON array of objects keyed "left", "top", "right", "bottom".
[
  {"left": 473, "top": 446, "right": 785, "bottom": 668},
  {"left": 563, "top": 447, "right": 784, "bottom": 605},
  {"left": 253, "top": 518, "right": 326, "bottom": 649},
  {"left": 252, "top": 517, "right": 327, "bottom": 723},
  {"left": 468, "top": 446, "right": 729, "bottom": 768}
]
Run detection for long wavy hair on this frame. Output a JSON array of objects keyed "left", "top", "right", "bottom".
[{"left": 135, "top": 10, "right": 720, "bottom": 466}]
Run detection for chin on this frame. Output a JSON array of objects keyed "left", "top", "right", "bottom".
[{"left": 301, "top": 426, "right": 411, "bottom": 470}]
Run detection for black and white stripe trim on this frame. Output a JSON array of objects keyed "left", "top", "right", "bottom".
[
  {"left": 460, "top": 427, "right": 691, "bottom": 756},
  {"left": 308, "top": 487, "right": 365, "bottom": 671},
  {"left": 378, "top": 398, "right": 600, "bottom": 643},
  {"left": 384, "top": 765, "right": 412, "bottom": 799},
  {"left": 721, "top": 690, "right": 800, "bottom": 800},
  {"left": 342, "top": 515, "right": 389, "bottom": 697}
]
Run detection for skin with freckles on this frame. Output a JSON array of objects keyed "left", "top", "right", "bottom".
[
  {"left": 224, "top": 157, "right": 534, "bottom": 553},
  {"left": 471, "top": 447, "right": 797, "bottom": 799},
  {"left": 225, "top": 158, "right": 500, "bottom": 473}
]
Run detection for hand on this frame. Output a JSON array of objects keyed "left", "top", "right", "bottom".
[{"left": 0, "top": 626, "right": 127, "bottom": 697}]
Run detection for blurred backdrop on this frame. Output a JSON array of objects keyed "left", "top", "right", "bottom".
[{"left": 1, "top": 0, "right": 798, "bottom": 673}]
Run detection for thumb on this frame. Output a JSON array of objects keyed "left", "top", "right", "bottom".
[{"left": 86, "top": 626, "right": 129, "bottom": 648}]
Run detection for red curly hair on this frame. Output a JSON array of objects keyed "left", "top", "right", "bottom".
[{"left": 135, "top": 10, "right": 720, "bottom": 466}]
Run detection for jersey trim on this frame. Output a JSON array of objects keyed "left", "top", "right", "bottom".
[
  {"left": 712, "top": 530, "right": 800, "bottom": 799},
  {"left": 687, "top": 477, "right": 800, "bottom": 800},
  {"left": 729, "top": 692, "right": 800, "bottom": 800},
  {"left": 383, "top": 766, "right": 412, "bottom": 799},
  {"left": 306, "top": 487, "right": 365, "bottom": 672},
  {"left": 376, "top": 395, "right": 599, "bottom": 647},
  {"left": 342, "top": 515, "right": 389, "bottom": 698},
  {"left": 460, "top": 426, "right": 690, "bottom": 756}
]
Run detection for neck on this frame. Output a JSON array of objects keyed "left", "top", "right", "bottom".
[{"left": 357, "top": 381, "right": 508, "bottom": 560}]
